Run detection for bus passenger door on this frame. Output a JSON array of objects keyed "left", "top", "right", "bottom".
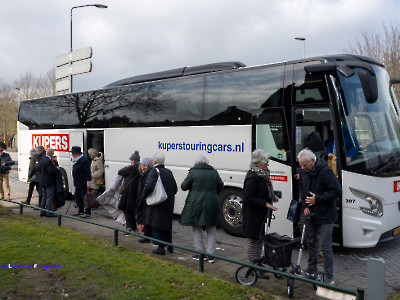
[
  {"left": 294, "top": 107, "right": 342, "bottom": 245},
  {"left": 252, "top": 108, "right": 293, "bottom": 236}
]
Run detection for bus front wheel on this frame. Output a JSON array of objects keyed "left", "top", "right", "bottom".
[{"left": 219, "top": 188, "right": 243, "bottom": 237}]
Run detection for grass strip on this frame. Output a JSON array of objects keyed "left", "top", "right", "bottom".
[{"left": 0, "top": 204, "right": 272, "bottom": 299}]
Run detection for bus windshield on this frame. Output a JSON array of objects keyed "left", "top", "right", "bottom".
[{"left": 332, "top": 65, "right": 400, "bottom": 176}]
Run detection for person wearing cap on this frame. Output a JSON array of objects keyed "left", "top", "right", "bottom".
[
  {"left": 118, "top": 151, "right": 141, "bottom": 235},
  {"left": 70, "top": 146, "right": 92, "bottom": 217}
]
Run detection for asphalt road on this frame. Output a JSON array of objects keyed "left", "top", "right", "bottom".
[{"left": 2, "top": 150, "right": 399, "bottom": 299}]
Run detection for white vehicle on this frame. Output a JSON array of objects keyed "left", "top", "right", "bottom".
[{"left": 18, "top": 56, "right": 400, "bottom": 247}]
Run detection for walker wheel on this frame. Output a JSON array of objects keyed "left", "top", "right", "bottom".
[
  {"left": 287, "top": 278, "right": 294, "bottom": 298},
  {"left": 235, "top": 266, "right": 258, "bottom": 286}
]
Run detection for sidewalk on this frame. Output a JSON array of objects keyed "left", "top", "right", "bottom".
[{"left": 4, "top": 151, "right": 400, "bottom": 299}]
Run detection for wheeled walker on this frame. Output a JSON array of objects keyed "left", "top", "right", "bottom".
[
  {"left": 235, "top": 208, "right": 297, "bottom": 286},
  {"left": 286, "top": 214, "right": 324, "bottom": 298}
]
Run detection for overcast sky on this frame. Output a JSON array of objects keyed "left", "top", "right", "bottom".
[{"left": 1, "top": 0, "right": 399, "bottom": 94}]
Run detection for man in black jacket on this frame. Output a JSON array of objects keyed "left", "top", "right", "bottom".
[
  {"left": 298, "top": 148, "right": 341, "bottom": 285},
  {"left": 38, "top": 148, "right": 58, "bottom": 217},
  {"left": 70, "top": 146, "right": 91, "bottom": 217}
]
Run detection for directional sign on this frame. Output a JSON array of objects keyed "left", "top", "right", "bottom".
[
  {"left": 55, "top": 79, "right": 70, "bottom": 93},
  {"left": 56, "top": 61, "right": 92, "bottom": 80},
  {"left": 55, "top": 47, "right": 92, "bottom": 67}
]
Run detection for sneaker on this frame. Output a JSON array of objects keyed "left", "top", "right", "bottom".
[
  {"left": 325, "top": 277, "right": 335, "bottom": 285},
  {"left": 81, "top": 214, "right": 91, "bottom": 218},
  {"left": 207, "top": 256, "right": 215, "bottom": 263},
  {"left": 192, "top": 254, "right": 207, "bottom": 261},
  {"left": 21, "top": 201, "right": 30, "bottom": 205}
]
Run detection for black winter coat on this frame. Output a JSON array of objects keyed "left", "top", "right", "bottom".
[
  {"left": 136, "top": 168, "right": 151, "bottom": 225},
  {"left": 35, "top": 151, "right": 46, "bottom": 184},
  {"left": 142, "top": 165, "right": 177, "bottom": 232},
  {"left": 72, "top": 156, "right": 91, "bottom": 190},
  {"left": 39, "top": 157, "right": 58, "bottom": 187},
  {"left": 299, "top": 158, "right": 342, "bottom": 224},
  {"left": 118, "top": 164, "right": 140, "bottom": 214},
  {"left": 242, "top": 170, "right": 273, "bottom": 240}
]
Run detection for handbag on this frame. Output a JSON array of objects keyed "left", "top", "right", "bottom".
[
  {"left": 286, "top": 199, "right": 302, "bottom": 223},
  {"left": 83, "top": 189, "right": 100, "bottom": 209},
  {"left": 94, "top": 178, "right": 105, "bottom": 185},
  {"left": 146, "top": 168, "right": 168, "bottom": 206}
]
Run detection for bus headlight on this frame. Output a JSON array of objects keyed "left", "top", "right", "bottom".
[{"left": 349, "top": 188, "right": 383, "bottom": 218}]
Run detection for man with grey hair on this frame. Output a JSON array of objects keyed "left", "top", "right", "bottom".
[
  {"left": 38, "top": 148, "right": 59, "bottom": 217},
  {"left": 297, "top": 148, "right": 341, "bottom": 284},
  {"left": 142, "top": 152, "right": 177, "bottom": 255}
]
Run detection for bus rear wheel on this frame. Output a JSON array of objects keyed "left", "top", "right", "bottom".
[{"left": 219, "top": 188, "right": 243, "bottom": 236}]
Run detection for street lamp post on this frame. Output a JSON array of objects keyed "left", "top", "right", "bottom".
[
  {"left": 70, "top": 4, "right": 107, "bottom": 93},
  {"left": 295, "top": 37, "right": 306, "bottom": 58}
]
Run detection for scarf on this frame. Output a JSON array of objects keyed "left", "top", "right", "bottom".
[
  {"left": 250, "top": 163, "right": 275, "bottom": 202},
  {"left": 72, "top": 154, "right": 83, "bottom": 165}
]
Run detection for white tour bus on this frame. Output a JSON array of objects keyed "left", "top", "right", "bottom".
[{"left": 18, "top": 55, "right": 400, "bottom": 247}]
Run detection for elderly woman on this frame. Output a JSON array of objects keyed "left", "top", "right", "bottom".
[
  {"left": 88, "top": 148, "right": 104, "bottom": 191},
  {"left": 142, "top": 153, "right": 177, "bottom": 255},
  {"left": 136, "top": 157, "right": 153, "bottom": 243},
  {"left": 118, "top": 151, "right": 141, "bottom": 235},
  {"left": 242, "top": 149, "right": 278, "bottom": 277},
  {"left": 180, "top": 155, "right": 224, "bottom": 263}
]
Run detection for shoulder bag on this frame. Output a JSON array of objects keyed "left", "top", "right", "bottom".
[{"left": 146, "top": 168, "right": 168, "bottom": 206}]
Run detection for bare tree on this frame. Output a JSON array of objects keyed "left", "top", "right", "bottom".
[
  {"left": 345, "top": 23, "right": 400, "bottom": 99},
  {"left": 0, "top": 83, "right": 19, "bottom": 147},
  {"left": 13, "top": 69, "right": 56, "bottom": 102}
]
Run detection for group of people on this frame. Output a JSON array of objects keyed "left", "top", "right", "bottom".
[
  {"left": 115, "top": 151, "right": 223, "bottom": 260},
  {"left": 17, "top": 142, "right": 341, "bottom": 282},
  {"left": 22, "top": 145, "right": 98, "bottom": 218}
]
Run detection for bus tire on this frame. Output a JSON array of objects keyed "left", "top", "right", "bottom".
[
  {"left": 59, "top": 168, "right": 70, "bottom": 199},
  {"left": 219, "top": 188, "right": 243, "bottom": 237}
]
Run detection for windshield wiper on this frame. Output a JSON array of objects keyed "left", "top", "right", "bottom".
[{"left": 371, "top": 153, "right": 400, "bottom": 175}]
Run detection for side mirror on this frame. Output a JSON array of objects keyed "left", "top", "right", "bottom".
[
  {"left": 357, "top": 69, "right": 378, "bottom": 103},
  {"left": 391, "top": 77, "right": 400, "bottom": 85}
]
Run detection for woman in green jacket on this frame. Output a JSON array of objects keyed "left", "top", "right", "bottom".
[{"left": 180, "top": 155, "right": 224, "bottom": 263}]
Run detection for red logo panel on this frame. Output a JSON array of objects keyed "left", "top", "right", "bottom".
[
  {"left": 394, "top": 180, "right": 400, "bottom": 193},
  {"left": 270, "top": 175, "right": 288, "bottom": 182},
  {"left": 32, "top": 134, "right": 69, "bottom": 152}
]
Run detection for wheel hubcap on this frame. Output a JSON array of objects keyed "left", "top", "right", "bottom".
[{"left": 222, "top": 194, "right": 242, "bottom": 228}]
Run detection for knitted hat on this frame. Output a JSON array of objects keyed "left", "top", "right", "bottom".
[{"left": 129, "top": 150, "right": 140, "bottom": 162}]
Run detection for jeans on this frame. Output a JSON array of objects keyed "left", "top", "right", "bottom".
[
  {"left": 305, "top": 218, "right": 334, "bottom": 279},
  {"left": 40, "top": 186, "right": 55, "bottom": 216}
]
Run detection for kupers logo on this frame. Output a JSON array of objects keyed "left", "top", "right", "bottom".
[
  {"left": 394, "top": 180, "right": 400, "bottom": 193},
  {"left": 32, "top": 134, "right": 69, "bottom": 152}
]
